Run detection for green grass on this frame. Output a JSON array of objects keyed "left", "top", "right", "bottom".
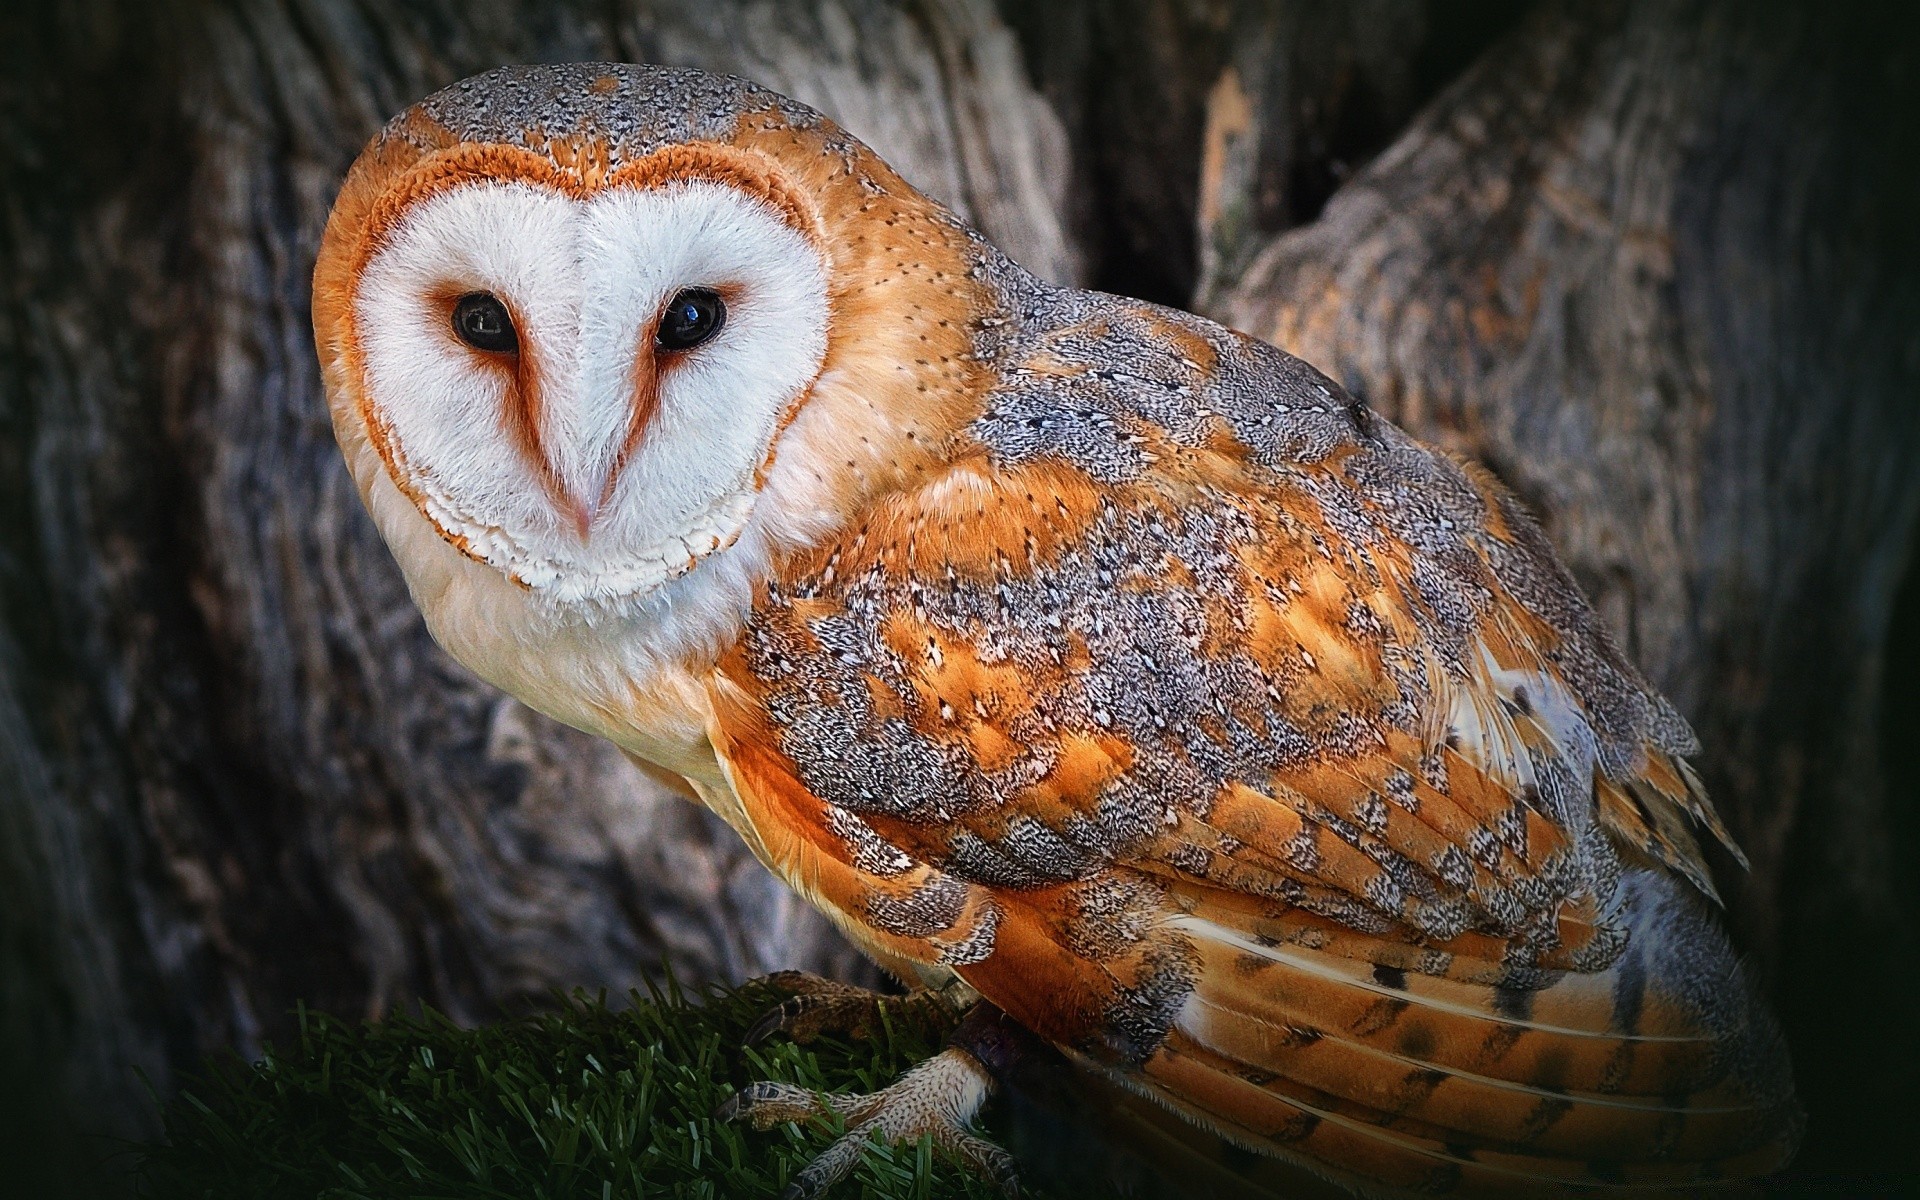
[{"left": 134, "top": 978, "right": 1056, "bottom": 1200}]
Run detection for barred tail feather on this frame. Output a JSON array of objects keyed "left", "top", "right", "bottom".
[{"left": 1134, "top": 871, "right": 1798, "bottom": 1194}]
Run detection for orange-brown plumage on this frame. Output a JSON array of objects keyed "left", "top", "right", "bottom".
[
  {"left": 705, "top": 309, "right": 1799, "bottom": 1188},
  {"left": 318, "top": 63, "right": 1796, "bottom": 1196}
]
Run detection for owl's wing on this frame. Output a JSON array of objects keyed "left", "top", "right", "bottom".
[{"left": 707, "top": 312, "right": 1793, "bottom": 1192}]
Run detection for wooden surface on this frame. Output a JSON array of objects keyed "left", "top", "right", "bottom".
[
  {"left": 1204, "top": 1, "right": 1920, "bottom": 1178},
  {"left": 0, "top": 0, "right": 1912, "bottom": 1190}
]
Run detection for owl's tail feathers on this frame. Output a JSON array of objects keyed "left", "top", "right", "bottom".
[{"left": 1137, "top": 892, "right": 1799, "bottom": 1195}]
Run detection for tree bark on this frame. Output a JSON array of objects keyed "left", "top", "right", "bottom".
[
  {"left": 1, "top": 0, "right": 1912, "bottom": 1191},
  {"left": 998, "top": 0, "right": 1467, "bottom": 305},
  {"left": 0, "top": 0, "right": 1080, "bottom": 1178},
  {"left": 1205, "top": 0, "right": 1920, "bottom": 1179}
]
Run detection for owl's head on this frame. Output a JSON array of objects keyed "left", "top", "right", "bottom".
[{"left": 314, "top": 64, "right": 997, "bottom": 621}]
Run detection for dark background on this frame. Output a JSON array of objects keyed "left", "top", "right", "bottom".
[{"left": 1, "top": 0, "right": 1914, "bottom": 1194}]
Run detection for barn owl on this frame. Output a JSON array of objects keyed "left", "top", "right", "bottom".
[{"left": 313, "top": 63, "right": 1798, "bottom": 1197}]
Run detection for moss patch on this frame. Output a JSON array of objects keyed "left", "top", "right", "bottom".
[{"left": 134, "top": 979, "right": 1055, "bottom": 1200}]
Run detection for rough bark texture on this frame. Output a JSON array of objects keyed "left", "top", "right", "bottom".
[
  {"left": 1207, "top": 0, "right": 1920, "bottom": 1180},
  {"left": 0, "top": 0, "right": 1080, "bottom": 1185},
  {"left": 999, "top": 0, "right": 1457, "bottom": 305},
  {"left": 0, "top": 0, "right": 1912, "bottom": 1193}
]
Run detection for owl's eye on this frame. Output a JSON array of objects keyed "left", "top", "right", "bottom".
[
  {"left": 451, "top": 293, "right": 517, "bottom": 354},
  {"left": 656, "top": 288, "right": 726, "bottom": 352}
]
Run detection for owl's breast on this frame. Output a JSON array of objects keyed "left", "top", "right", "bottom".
[{"left": 352, "top": 444, "right": 738, "bottom": 789}]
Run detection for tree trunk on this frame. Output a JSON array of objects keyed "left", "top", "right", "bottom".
[
  {"left": 1, "top": 0, "right": 1911, "bottom": 1192},
  {"left": 0, "top": 0, "right": 1080, "bottom": 1183},
  {"left": 1203, "top": 0, "right": 1920, "bottom": 1180}
]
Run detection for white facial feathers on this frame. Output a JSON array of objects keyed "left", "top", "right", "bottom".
[{"left": 353, "top": 178, "right": 829, "bottom": 604}]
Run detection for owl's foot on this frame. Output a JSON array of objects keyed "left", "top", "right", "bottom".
[
  {"left": 718, "top": 1044, "right": 1016, "bottom": 1199},
  {"left": 743, "top": 970, "right": 970, "bottom": 1046}
]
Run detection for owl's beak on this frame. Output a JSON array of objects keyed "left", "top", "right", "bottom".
[
  {"left": 528, "top": 332, "right": 658, "bottom": 541},
  {"left": 516, "top": 433, "right": 609, "bottom": 543},
  {"left": 568, "top": 492, "right": 601, "bottom": 538},
  {"left": 531, "top": 434, "right": 613, "bottom": 541},
  {"left": 557, "top": 438, "right": 630, "bottom": 540}
]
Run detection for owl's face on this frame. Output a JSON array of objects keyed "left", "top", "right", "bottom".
[
  {"left": 316, "top": 63, "right": 998, "bottom": 677},
  {"left": 340, "top": 148, "right": 829, "bottom": 603}
]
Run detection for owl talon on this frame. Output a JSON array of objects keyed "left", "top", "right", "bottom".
[
  {"left": 720, "top": 1045, "right": 1013, "bottom": 1198},
  {"left": 945, "top": 1130, "right": 1020, "bottom": 1197},
  {"left": 743, "top": 971, "right": 889, "bottom": 1044},
  {"left": 716, "top": 1079, "right": 842, "bottom": 1128},
  {"left": 743, "top": 971, "right": 965, "bottom": 1045}
]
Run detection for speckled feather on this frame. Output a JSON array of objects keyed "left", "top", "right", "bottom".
[
  {"left": 414, "top": 64, "right": 831, "bottom": 166},
  {"left": 320, "top": 64, "right": 1796, "bottom": 1196},
  {"left": 709, "top": 270, "right": 1795, "bottom": 1190}
]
